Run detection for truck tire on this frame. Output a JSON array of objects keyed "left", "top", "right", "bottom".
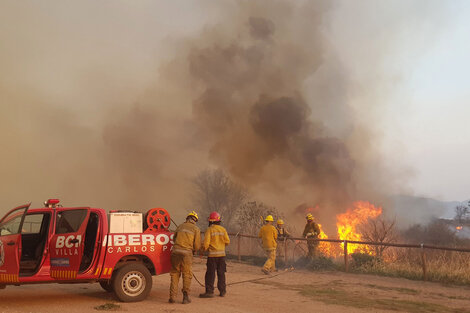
[
  {"left": 0, "top": 285, "right": 5, "bottom": 290},
  {"left": 111, "top": 263, "right": 152, "bottom": 302},
  {"left": 99, "top": 280, "right": 113, "bottom": 292}
]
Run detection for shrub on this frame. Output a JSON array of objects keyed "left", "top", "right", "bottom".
[
  {"left": 294, "top": 256, "right": 336, "bottom": 271},
  {"left": 351, "top": 252, "right": 376, "bottom": 268}
]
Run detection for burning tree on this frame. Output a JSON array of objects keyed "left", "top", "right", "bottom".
[
  {"left": 359, "top": 217, "right": 398, "bottom": 259},
  {"left": 336, "top": 201, "right": 382, "bottom": 254}
]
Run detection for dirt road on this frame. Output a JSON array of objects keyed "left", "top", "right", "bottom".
[{"left": 1, "top": 258, "right": 469, "bottom": 313}]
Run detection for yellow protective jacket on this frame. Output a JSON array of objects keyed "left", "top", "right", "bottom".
[
  {"left": 302, "top": 222, "right": 321, "bottom": 238},
  {"left": 277, "top": 227, "right": 290, "bottom": 239},
  {"left": 203, "top": 224, "right": 230, "bottom": 257},
  {"left": 173, "top": 221, "right": 201, "bottom": 255},
  {"left": 258, "top": 224, "right": 278, "bottom": 250}
]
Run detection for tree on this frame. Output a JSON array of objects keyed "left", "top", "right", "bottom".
[
  {"left": 402, "top": 219, "right": 463, "bottom": 247},
  {"left": 192, "top": 169, "right": 247, "bottom": 230},
  {"left": 454, "top": 205, "right": 469, "bottom": 224},
  {"left": 235, "top": 201, "right": 283, "bottom": 235},
  {"left": 359, "top": 217, "right": 398, "bottom": 259}
]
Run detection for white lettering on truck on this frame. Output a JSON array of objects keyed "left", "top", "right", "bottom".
[
  {"left": 104, "top": 234, "right": 172, "bottom": 254},
  {"left": 56, "top": 235, "right": 82, "bottom": 248}
]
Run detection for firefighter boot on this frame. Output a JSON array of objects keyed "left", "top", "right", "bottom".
[
  {"left": 182, "top": 291, "right": 191, "bottom": 304},
  {"left": 199, "top": 292, "right": 215, "bottom": 298}
]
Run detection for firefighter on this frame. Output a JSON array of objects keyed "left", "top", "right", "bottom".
[
  {"left": 169, "top": 211, "right": 201, "bottom": 304},
  {"left": 276, "top": 219, "right": 290, "bottom": 259},
  {"left": 302, "top": 213, "right": 321, "bottom": 259},
  {"left": 276, "top": 219, "right": 290, "bottom": 239},
  {"left": 258, "top": 215, "right": 278, "bottom": 274},
  {"left": 199, "top": 211, "right": 230, "bottom": 298}
]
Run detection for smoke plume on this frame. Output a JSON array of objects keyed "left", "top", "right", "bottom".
[{"left": 0, "top": 1, "right": 450, "bottom": 226}]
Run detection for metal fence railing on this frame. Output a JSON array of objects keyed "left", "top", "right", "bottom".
[{"left": 228, "top": 233, "right": 470, "bottom": 281}]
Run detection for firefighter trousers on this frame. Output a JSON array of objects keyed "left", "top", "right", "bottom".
[
  {"left": 204, "top": 256, "right": 226, "bottom": 294},
  {"left": 263, "top": 249, "right": 276, "bottom": 272},
  {"left": 307, "top": 239, "right": 319, "bottom": 258},
  {"left": 169, "top": 252, "right": 193, "bottom": 300}
]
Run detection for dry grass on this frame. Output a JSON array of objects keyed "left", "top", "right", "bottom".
[
  {"left": 352, "top": 248, "right": 470, "bottom": 286},
  {"left": 230, "top": 237, "right": 470, "bottom": 286}
]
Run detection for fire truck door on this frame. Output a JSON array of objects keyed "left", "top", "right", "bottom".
[
  {"left": 49, "top": 208, "right": 90, "bottom": 280},
  {"left": 0, "top": 204, "right": 31, "bottom": 283}
]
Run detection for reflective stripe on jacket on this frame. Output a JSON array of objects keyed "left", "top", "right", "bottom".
[
  {"left": 173, "top": 221, "right": 201, "bottom": 254},
  {"left": 258, "top": 224, "right": 278, "bottom": 250},
  {"left": 203, "top": 224, "right": 230, "bottom": 257}
]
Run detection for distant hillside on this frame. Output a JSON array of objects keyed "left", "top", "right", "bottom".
[{"left": 388, "top": 195, "right": 468, "bottom": 228}]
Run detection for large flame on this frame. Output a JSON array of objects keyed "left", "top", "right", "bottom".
[
  {"left": 302, "top": 201, "right": 383, "bottom": 257},
  {"left": 317, "top": 223, "right": 332, "bottom": 255},
  {"left": 337, "top": 201, "right": 382, "bottom": 254}
]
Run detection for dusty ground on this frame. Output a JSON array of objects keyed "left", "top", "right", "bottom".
[{"left": 1, "top": 258, "right": 470, "bottom": 313}]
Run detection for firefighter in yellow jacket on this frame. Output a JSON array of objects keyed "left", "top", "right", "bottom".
[
  {"left": 276, "top": 219, "right": 291, "bottom": 240},
  {"left": 258, "top": 215, "right": 278, "bottom": 274},
  {"left": 276, "top": 219, "right": 290, "bottom": 258},
  {"left": 169, "top": 211, "right": 201, "bottom": 304},
  {"left": 302, "top": 213, "right": 321, "bottom": 259},
  {"left": 199, "top": 211, "right": 230, "bottom": 298}
]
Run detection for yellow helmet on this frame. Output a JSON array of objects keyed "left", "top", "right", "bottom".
[
  {"left": 306, "top": 213, "right": 314, "bottom": 221},
  {"left": 277, "top": 219, "right": 284, "bottom": 225},
  {"left": 265, "top": 215, "right": 274, "bottom": 222},
  {"left": 187, "top": 211, "right": 199, "bottom": 222}
]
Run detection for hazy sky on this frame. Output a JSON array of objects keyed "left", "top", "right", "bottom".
[
  {"left": 380, "top": 1, "right": 470, "bottom": 201},
  {"left": 0, "top": 0, "right": 469, "bottom": 213},
  {"left": 326, "top": 0, "right": 470, "bottom": 201}
]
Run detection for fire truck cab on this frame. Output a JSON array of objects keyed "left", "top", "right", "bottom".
[{"left": 0, "top": 199, "right": 173, "bottom": 302}]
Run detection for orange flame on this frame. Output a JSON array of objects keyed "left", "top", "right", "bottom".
[
  {"left": 337, "top": 201, "right": 382, "bottom": 254},
  {"left": 316, "top": 223, "right": 333, "bottom": 255},
  {"left": 302, "top": 201, "right": 383, "bottom": 257}
]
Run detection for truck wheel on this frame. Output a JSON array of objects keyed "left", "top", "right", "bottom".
[
  {"left": 0, "top": 285, "right": 5, "bottom": 290},
  {"left": 112, "top": 263, "right": 152, "bottom": 302},
  {"left": 99, "top": 280, "right": 113, "bottom": 292}
]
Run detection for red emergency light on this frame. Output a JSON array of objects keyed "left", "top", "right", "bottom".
[{"left": 45, "top": 198, "right": 60, "bottom": 207}]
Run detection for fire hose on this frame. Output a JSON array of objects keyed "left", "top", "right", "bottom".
[
  {"left": 169, "top": 218, "right": 296, "bottom": 287},
  {"left": 192, "top": 266, "right": 295, "bottom": 288}
]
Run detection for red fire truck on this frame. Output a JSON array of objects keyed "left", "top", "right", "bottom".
[{"left": 0, "top": 199, "right": 173, "bottom": 302}]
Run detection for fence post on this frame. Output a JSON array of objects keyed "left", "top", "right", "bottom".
[
  {"left": 420, "top": 244, "right": 427, "bottom": 281},
  {"left": 237, "top": 235, "right": 241, "bottom": 262},
  {"left": 344, "top": 240, "right": 349, "bottom": 272},
  {"left": 284, "top": 238, "right": 288, "bottom": 266}
]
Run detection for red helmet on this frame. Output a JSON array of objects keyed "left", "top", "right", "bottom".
[{"left": 209, "top": 211, "right": 221, "bottom": 222}]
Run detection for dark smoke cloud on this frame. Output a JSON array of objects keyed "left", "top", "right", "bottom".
[{"left": 187, "top": 7, "right": 360, "bottom": 227}]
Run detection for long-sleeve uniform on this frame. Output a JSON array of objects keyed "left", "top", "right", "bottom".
[
  {"left": 202, "top": 224, "right": 230, "bottom": 295},
  {"left": 258, "top": 224, "right": 278, "bottom": 272},
  {"left": 276, "top": 226, "right": 290, "bottom": 258},
  {"left": 302, "top": 221, "right": 320, "bottom": 258},
  {"left": 169, "top": 220, "right": 201, "bottom": 301}
]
